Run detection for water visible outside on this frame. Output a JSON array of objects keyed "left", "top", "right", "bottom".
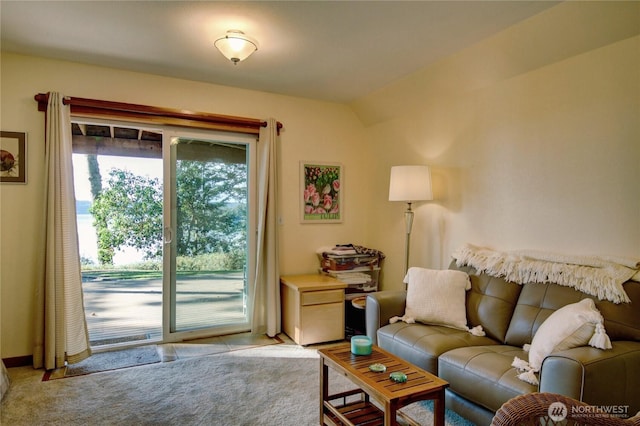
[{"left": 77, "top": 213, "right": 144, "bottom": 265}]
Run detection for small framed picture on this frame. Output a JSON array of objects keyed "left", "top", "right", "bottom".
[
  {"left": 0, "top": 131, "right": 27, "bottom": 184},
  {"left": 300, "top": 161, "right": 343, "bottom": 223}
]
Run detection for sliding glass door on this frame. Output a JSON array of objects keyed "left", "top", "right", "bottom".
[
  {"left": 74, "top": 120, "right": 256, "bottom": 346},
  {"left": 164, "top": 131, "right": 256, "bottom": 339}
]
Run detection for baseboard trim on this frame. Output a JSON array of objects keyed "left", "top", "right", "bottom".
[{"left": 2, "top": 355, "right": 32, "bottom": 368}]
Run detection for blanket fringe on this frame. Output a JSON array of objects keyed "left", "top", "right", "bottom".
[{"left": 452, "top": 244, "right": 635, "bottom": 304}]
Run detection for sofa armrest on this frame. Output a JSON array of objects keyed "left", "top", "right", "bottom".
[
  {"left": 539, "top": 341, "right": 640, "bottom": 414},
  {"left": 365, "top": 290, "right": 406, "bottom": 345}
]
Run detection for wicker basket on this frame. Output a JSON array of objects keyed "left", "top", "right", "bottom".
[{"left": 492, "top": 393, "right": 640, "bottom": 426}]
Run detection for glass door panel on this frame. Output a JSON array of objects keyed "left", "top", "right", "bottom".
[
  {"left": 167, "top": 134, "right": 253, "bottom": 335},
  {"left": 72, "top": 119, "right": 164, "bottom": 348}
]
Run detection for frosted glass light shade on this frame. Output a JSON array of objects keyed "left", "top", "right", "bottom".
[
  {"left": 388, "top": 165, "right": 433, "bottom": 202},
  {"left": 214, "top": 30, "right": 258, "bottom": 64}
]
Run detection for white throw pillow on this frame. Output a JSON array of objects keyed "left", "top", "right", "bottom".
[
  {"left": 401, "top": 267, "right": 471, "bottom": 331},
  {"left": 527, "top": 298, "right": 608, "bottom": 370}
]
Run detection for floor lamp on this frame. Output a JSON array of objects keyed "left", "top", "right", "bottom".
[{"left": 388, "top": 165, "right": 433, "bottom": 276}]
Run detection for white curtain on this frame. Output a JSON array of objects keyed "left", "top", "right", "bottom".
[
  {"left": 33, "top": 92, "right": 91, "bottom": 370},
  {"left": 251, "top": 118, "right": 281, "bottom": 337}
]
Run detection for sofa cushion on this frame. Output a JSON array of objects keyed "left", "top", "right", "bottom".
[
  {"left": 377, "top": 321, "right": 498, "bottom": 374},
  {"left": 454, "top": 263, "right": 522, "bottom": 343},
  {"left": 438, "top": 345, "right": 537, "bottom": 413},
  {"left": 595, "top": 280, "right": 640, "bottom": 341},
  {"left": 504, "top": 282, "right": 589, "bottom": 347},
  {"left": 401, "top": 267, "right": 471, "bottom": 330}
]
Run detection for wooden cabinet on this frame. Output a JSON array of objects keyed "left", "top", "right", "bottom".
[{"left": 280, "top": 274, "right": 347, "bottom": 346}]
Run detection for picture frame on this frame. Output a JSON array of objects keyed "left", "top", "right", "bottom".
[
  {"left": 0, "top": 131, "right": 27, "bottom": 184},
  {"left": 300, "top": 161, "right": 343, "bottom": 223}
]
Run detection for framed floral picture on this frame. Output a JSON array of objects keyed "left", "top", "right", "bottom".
[
  {"left": 0, "top": 131, "right": 26, "bottom": 184},
  {"left": 300, "top": 161, "right": 342, "bottom": 223}
]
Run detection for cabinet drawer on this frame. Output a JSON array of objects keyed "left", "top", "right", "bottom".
[
  {"left": 300, "top": 302, "right": 344, "bottom": 345},
  {"left": 301, "top": 289, "right": 343, "bottom": 306}
]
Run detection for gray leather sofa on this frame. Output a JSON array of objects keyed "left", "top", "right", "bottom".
[{"left": 366, "top": 263, "right": 640, "bottom": 425}]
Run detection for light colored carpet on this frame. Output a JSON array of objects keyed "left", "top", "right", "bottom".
[{"left": 3, "top": 340, "right": 475, "bottom": 425}]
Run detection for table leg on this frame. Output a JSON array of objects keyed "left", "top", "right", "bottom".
[
  {"left": 385, "top": 400, "right": 398, "bottom": 426},
  {"left": 433, "top": 392, "right": 445, "bottom": 426},
  {"left": 320, "top": 358, "right": 329, "bottom": 425}
]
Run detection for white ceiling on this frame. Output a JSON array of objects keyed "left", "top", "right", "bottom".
[{"left": 0, "top": 1, "right": 559, "bottom": 103}]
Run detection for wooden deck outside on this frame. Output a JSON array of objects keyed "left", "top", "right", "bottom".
[{"left": 82, "top": 271, "right": 246, "bottom": 347}]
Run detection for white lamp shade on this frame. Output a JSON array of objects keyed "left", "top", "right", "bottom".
[
  {"left": 388, "top": 165, "right": 433, "bottom": 202},
  {"left": 214, "top": 30, "right": 258, "bottom": 64}
]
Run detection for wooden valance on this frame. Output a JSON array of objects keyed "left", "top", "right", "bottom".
[{"left": 34, "top": 93, "right": 282, "bottom": 135}]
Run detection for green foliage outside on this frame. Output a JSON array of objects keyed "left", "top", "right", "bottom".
[
  {"left": 87, "top": 158, "right": 247, "bottom": 270},
  {"left": 175, "top": 250, "right": 245, "bottom": 271},
  {"left": 82, "top": 251, "right": 245, "bottom": 273},
  {"left": 175, "top": 160, "right": 247, "bottom": 257},
  {"left": 90, "top": 169, "right": 163, "bottom": 264}
]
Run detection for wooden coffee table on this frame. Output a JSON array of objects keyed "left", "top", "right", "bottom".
[{"left": 319, "top": 343, "right": 449, "bottom": 426}]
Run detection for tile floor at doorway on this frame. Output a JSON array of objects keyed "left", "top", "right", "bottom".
[{"left": 157, "top": 332, "right": 285, "bottom": 362}]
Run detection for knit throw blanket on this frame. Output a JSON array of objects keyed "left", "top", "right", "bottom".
[{"left": 451, "top": 244, "right": 640, "bottom": 304}]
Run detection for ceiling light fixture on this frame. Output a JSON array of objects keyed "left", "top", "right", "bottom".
[{"left": 214, "top": 30, "right": 258, "bottom": 65}]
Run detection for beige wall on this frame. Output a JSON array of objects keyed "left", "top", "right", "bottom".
[
  {"left": 2, "top": 1, "right": 639, "bottom": 358},
  {"left": 0, "top": 53, "right": 371, "bottom": 358},
  {"left": 355, "top": 2, "right": 640, "bottom": 287}
]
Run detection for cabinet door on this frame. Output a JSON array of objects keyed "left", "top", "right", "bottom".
[{"left": 300, "top": 302, "right": 344, "bottom": 345}]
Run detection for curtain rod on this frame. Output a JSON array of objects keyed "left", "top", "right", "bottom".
[{"left": 34, "top": 93, "right": 282, "bottom": 135}]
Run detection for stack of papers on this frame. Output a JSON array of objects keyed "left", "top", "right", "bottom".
[{"left": 323, "top": 271, "right": 372, "bottom": 284}]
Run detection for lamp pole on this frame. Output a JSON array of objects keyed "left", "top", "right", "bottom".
[{"left": 403, "top": 202, "right": 414, "bottom": 276}]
